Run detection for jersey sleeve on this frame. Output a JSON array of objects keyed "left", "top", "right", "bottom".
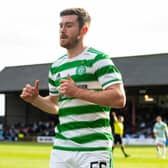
[
  {"left": 48, "top": 65, "right": 59, "bottom": 96},
  {"left": 93, "top": 54, "right": 123, "bottom": 89}
]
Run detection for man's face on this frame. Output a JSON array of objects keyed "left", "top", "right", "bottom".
[
  {"left": 59, "top": 15, "right": 81, "bottom": 49},
  {"left": 156, "top": 116, "right": 162, "bottom": 122},
  {"left": 119, "top": 116, "right": 124, "bottom": 122}
]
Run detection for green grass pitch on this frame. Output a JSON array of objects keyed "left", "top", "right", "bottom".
[{"left": 0, "top": 142, "right": 167, "bottom": 168}]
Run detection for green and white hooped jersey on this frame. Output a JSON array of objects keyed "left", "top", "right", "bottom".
[{"left": 48, "top": 47, "right": 123, "bottom": 152}]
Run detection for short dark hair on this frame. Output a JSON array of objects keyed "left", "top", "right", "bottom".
[{"left": 60, "top": 8, "right": 91, "bottom": 29}]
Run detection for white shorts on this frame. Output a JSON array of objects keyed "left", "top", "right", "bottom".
[
  {"left": 49, "top": 149, "right": 113, "bottom": 168},
  {"left": 155, "top": 137, "right": 166, "bottom": 146}
]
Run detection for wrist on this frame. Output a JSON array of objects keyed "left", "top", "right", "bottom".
[
  {"left": 73, "top": 87, "right": 83, "bottom": 98},
  {"left": 31, "top": 95, "right": 40, "bottom": 105}
]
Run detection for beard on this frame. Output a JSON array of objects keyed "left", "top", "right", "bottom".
[{"left": 60, "top": 34, "right": 80, "bottom": 49}]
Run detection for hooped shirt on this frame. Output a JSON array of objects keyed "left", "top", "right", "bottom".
[{"left": 48, "top": 47, "right": 123, "bottom": 152}]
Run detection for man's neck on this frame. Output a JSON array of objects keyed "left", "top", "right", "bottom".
[{"left": 67, "top": 44, "right": 87, "bottom": 58}]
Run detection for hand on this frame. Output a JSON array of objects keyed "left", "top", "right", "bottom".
[
  {"left": 59, "top": 74, "right": 78, "bottom": 97},
  {"left": 20, "top": 80, "right": 39, "bottom": 103}
]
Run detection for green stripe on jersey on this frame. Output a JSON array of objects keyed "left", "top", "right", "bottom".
[
  {"left": 50, "top": 53, "right": 110, "bottom": 75},
  {"left": 95, "top": 65, "right": 120, "bottom": 78},
  {"left": 54, "top": 73, "right": 97, "bottom": 87},
  {"left": 53, "top": 146, "right": 112, "bottom": 152},
  {"left": 57, "top": 118, "right": 110, "bottom": 132},
  {"left": 59, "top": 105, "right": 110, "bottom": 116},
  {"left": 48, "top": 78, "right": 55, "bottom": 86}
]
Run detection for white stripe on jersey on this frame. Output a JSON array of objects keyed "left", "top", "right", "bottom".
[
  {"left": 53, "top": 138, "right": 113, "bottom": 148},
  {"left": 60, "top": 127, "right": 112, "bottom": 138},
  {"left": 93, "top": 58, "right": 114, "bottom": 71},
  {"left": 59, "top": 99, "right": 96, "bottom": 109},
  {"left": 59, "top": 112, "right": 109, "bottom": 124}
]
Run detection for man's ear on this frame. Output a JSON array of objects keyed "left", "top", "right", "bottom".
[
  {"left": 83, "top": 26, "right": 88, "bottom": 34},
  {"left": 81, "top": 25, "right": 88, "bottom": 36}
]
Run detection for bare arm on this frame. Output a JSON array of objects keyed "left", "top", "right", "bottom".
[
  {"left": 111, "top": 112, "right": 118, "bottom": 122},
  {"left": 60, "top": 75, "right": 126, "bottom": 108},
  {"left": 74, "top": 83, "right": 125, "bottom": 108},
  {"left": 20, "top": 80, "right": 59, "bottom": 114},
  {"left": 31, "top": 95, "right": 59, "bottom": 114}
]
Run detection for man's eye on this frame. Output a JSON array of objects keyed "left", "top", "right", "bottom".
[
  {"left": 66, "top": 24, "right": 73, "bottom": 28},
  {"left": 59, "top": 23, "right": 73, "bottom": 29}
]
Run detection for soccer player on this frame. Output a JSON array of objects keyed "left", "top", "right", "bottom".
[
  {"left": 153, "top": 115, "right": 168, "bottom": 159},
  {"left": 20, "top": 8, "right": 126, "bottom": 168},
  {"left": 111, "top": 112, "right": 130, "bottom": 157}
]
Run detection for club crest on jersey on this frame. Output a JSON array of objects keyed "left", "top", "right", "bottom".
[{"left": 76, "top": 65, "right": 86, "bottom": 75}]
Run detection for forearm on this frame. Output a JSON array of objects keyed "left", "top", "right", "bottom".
[
  {"left": 31, "top": 95, "right": 59, "bottom": 115},
  {"left": 112, "top": 113, "right": 118, "bottom": 121},
  {"left": 74, "top": 87, "right": 126, "bottom": 108},
  {"left": 60, "top": 77, "right": 126, "bottom": 108}
]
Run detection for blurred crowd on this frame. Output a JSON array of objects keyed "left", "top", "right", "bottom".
[
  {"left": 0, "top": 113, "right": 167, "bottom": 142},
  {"left": 0, "top": 120, "right": 55, "bottom": 141}
]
